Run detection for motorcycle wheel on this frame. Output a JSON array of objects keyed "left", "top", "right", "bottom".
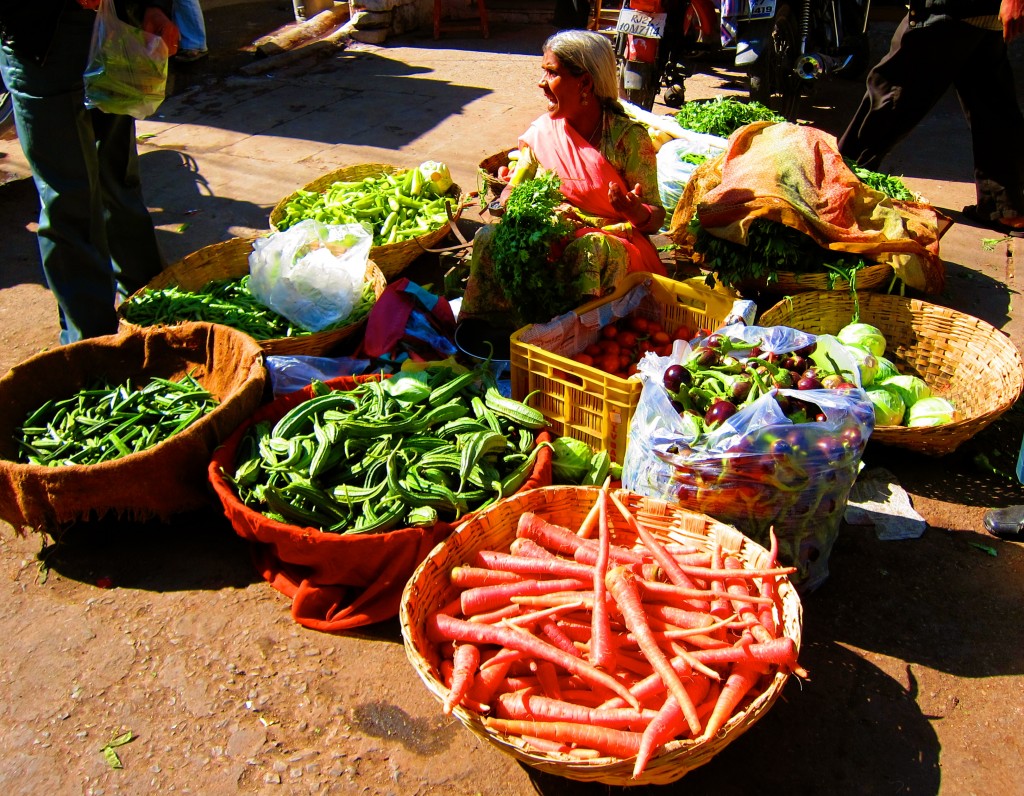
[
  {"left": 1, "top": 73, "right": 16, "bottom": 141},
  {"left": 747, "top": 2, "right": 801, "bottom": 122}
]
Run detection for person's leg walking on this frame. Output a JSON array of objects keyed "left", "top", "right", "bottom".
[
  {"left": 839, "top": 17, "right": 967, "bottom": 170},
  {"left": 0, "top": 7, "right": 119, "bottom": 343},
  {"left": 173, "top": 0, "right": 207, "bottom": 56}
]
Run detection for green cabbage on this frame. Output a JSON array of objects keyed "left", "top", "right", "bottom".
[
  {"left": 837, "top": 322, "right": 887, "bottom": 358},
  {"left": 881, "top": 374, "right": 932, "bottom": 408},
  {"left": 418, "top": 161, "right": 453, "bottom": 194},
  {"left": 873, "top": 356, "right": 899, "bottom": 384},
  {"left": 866, "top": 385, "right": 906, "bottom": 426},
  {"left": 906, "top": 396, "right": 956, "bottom": 427},
  {"left": 551, "top": 437, "right": 596, "bottom": 484},
  {"left": 843, "top": 345, "right": 879, "bottom": 386}
]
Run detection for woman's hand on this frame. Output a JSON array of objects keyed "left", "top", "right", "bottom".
[
  {"left": 609, "top": 181, "right": 661, "bottom": 232},
  {"left": 143, "top": 8, "right": 181, "bottom": 56}
]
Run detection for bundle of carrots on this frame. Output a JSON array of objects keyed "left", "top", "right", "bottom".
[{"left": 422, "top": 487, "right": 806, "bottom": 779}]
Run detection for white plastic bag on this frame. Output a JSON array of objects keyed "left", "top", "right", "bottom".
[
  {"left": 248, "top": 220, "right": 371, "bottom": 333},
  {"left": 83, "top": 0, "right": 168, "bottom": 120},
  {"left": 656, "top": 131, "right": 727, "bottom": 232}
]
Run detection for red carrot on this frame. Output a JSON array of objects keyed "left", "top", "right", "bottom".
[
  {"left": 451, "top": 565, "right": 522, "bottom": 589},
  {"left": 519, "top": 734, "right": 602, "bottom": 758},
  {"left": 608, "top": 491, "right": 702, "bottom": 593},
  {"left": 605, "top": 566, "right": 702, "bottom": 736},
  {"left": 532, "top": 659, "right": 562, "bottom": 699},
  {"left": 467, "top": 603, "right": 521, "bottom": 624},
  {"left": 510, "top": 537, "right": 560, "bottom": 559},
  {"left": 640, "top": 601, "right": 717, "bottom": 631},
  {"left": 539, "top": 616, "right": 582, "bottom": 658},
  {"left": 474, "top": 549, "right": 595, "bottom": 582},
  {"left": 512, "top": 592, "right": 596, "bottom": 609},
  {"left": 516, "top": 512, "right": 589, "bottom": 556},
  {"left": 699, "top": 662, "right": 764, "bottom": 742},
  {"left": 465, "top": 656, "right": 513, "bottom": 709},
  {"left": 633, "top": 696, "right": 688, "bottom": 778},
  {"left": 590, "top": 487, "right": 616, "bottom": 671},
  {"left": 576, "top": 493, "right": 602, "bottom": 539},
  {"left": 724, "top": 555, "right": 774, "bottom": 644},
  {"left": 637, "top": 578, "right": 775, "bottom": 607},
  {"left": 506, "top": 601, "right": 585, "bottom": 628},
  {"left": 496, "top": 691, "right": 656, "bottom": 731},
  {"left": 429, "top": 613, "right": 640, "bottom": 708},
  {"left": 709, "top": 542, "right": 731, "bottom": 622},
  {"left": 690, "top": 637, "right": 801, "bottom": 669},
  {"left": 572, "top": 539, "right": 650, "bottom": 568},
  {"left": 440, "top": 659, "right": 490, "bottom": 713},
  {"left": 479, "top": 647, "right": 524, "bottom": 670},
  {"left": 460, "top": 577, "right": 590, "bottom": 616},
  {"left": 484, "top": 718, "right": 644, "bottom": 759},
  {"left": 444, "top": 643, "right": 481, "bottom": 714}
]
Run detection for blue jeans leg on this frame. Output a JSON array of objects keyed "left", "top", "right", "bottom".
[
  {"left": 0, "top": 6, "right": 164, "bottom": 344},
  {"left": 173, "top": 0, "right": 208, "bottom": 52}
]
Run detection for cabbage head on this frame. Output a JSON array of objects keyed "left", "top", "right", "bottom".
[
  {"left": 837, "top": 322, "right": 887, "bottom": 358},
  {"left": 866, "top": 385, "right": 906, "bottom": 426},
  {"left": 906, "top": 396, "right": 956, "bottom": 427},
  {"left": 551, "top": 437, "right": 595, "bottom": 484},
  {"left": 881, "top": 374, "right": 932, "bottom": 408},
  {"left": 418, "top": 161, "right": 453, "bottom": 194},
  {"left": 843, "top": 345, "right": 879, "bottom": 386},
  {"left": 874, "top": 356, "right": 899, "bottom": 384}
]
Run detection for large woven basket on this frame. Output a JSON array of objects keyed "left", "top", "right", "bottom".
[
  {"left": 476, "top": 147, "right": 514, "bottom": 207},
  {"left": 268, "top": 163, "right": 463, "bottom": 280},
  {"left": 400, "top": 485, "right": 803, "bottom": 786},
  {"left": 759, "top": 291, "right": 1024, "bottom": 455},
  {"left": 117, "top": 236, "right": 387, "bottom": 357}
]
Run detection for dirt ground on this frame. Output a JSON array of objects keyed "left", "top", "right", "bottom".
[{"left": 0, "top": 3, "right": 1022, "bottom": 794}]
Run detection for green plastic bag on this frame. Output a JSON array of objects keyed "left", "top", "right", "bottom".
[{"left": 83, "top": 0, "right": 168, "bottom": 119}]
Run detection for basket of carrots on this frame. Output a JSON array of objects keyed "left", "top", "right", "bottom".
[{"left": 400, "top": 484, "right": 804, "bottom": 786}]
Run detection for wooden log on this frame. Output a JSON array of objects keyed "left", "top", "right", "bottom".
[{"left": 253, "top": 5, "right": 351, "bottom": 57}]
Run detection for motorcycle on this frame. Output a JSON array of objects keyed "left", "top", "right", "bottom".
[
  {"left": 733, "top": 0, "right": 872, "bottom": 120},
  {"left": 613, "top": 0, "right": 720, "bottom": 111}
]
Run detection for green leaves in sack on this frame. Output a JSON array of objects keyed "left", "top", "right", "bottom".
[
  {"left": 880, "top": 374, "right": 932, "bottom": 409},
  {"left": 836, "top": 322, "right": 887, "bottom": 358},
  {"left": 866, "top": 385, "right": 906, "bottom": 426},
  {"left": 906, "top": 396, "right": 956, "bottom": 427},
  {"left": 673, "top": 97, "right": 786, "bottom": 138},
  {"left": 380, "top": 371, "right": 434, "bottom": 405},
  {"left": 551, "top": 437, "right": 594, "bottom": 484}
]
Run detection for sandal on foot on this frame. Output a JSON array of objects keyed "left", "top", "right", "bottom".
[
  {"left": 961, "top": 205, "right": 1024, "bottom": 238},
  {"left": 983, "top": 505, "right": 1024, "bottom": 537}
]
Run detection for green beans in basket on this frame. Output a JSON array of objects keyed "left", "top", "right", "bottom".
[
  {"left": 121, "top": 275, "right": 377, "bottom": 340},
  {"left": 15, "top": 372, "right": 219, "bottom": 466},
  {"left": 222, "top": 367, "right": 551, "bottom": 535}
]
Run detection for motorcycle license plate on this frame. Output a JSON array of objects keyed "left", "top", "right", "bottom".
[
  {"left": 739, "top": 0, "right": 776, "bottom": 19},
  {"left": 615, "top": 8, "right": 668, "bottom": 38}
]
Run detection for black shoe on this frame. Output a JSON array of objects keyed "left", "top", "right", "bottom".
[
  {"left": 962, "top": 205, "right": 1024, "bottom": 238},
  {"left": 983, "top": 505, "right": 1024, "bottom": 538}
]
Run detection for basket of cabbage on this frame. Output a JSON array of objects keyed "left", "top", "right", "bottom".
[{"left": 759, "top": 292, "right": 1024, "bottom": 455}]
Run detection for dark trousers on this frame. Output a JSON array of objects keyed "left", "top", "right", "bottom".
[
  {"left": 839, "top": 15, "right": 1024, "bottom": 220},
  {"left": 0, "top": 5, "right": 164, "bottom": 344}
]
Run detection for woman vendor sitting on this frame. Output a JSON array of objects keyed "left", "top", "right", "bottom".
[{"left": 460, "top": 29, "right": 667, "bottom": 328}]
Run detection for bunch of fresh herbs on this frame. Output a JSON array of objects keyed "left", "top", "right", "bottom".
[
  {"left": 674, "top": 97, "right": 786, "bottom": 138},
  {"left": 844, "top": 159, "right": 916, "bottom": 201},
  {"left": 491, "top": 171, "right": 574, "bottom": 324},
  {"left": 688, "top": 215, "right": 872, "bottom": 290}
]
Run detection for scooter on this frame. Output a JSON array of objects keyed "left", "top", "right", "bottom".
[
  {"left": 733, "top": 0, "right": 871, "bottom": 120},
  {"left": 613, "top": 0, "right": 721, "bottom": 110}
]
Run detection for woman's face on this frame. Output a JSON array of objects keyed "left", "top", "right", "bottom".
[{"left": 539, "top": 50, "right": 592, "bottom": 120}]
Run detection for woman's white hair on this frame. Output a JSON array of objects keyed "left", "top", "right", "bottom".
[{"left": 543, "top": 30, "right": 622, "bottom": 109}]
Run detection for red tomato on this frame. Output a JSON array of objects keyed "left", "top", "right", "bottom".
[
  {"left": 628, "top": 316, "right": 650, "bottom": 334},
  {"left": 672, "top": 325, "right": 694, "bottom": 341},
  {"left": 647, "top": 321, "right": 664, "bottom": 337},
  {"left": 601, "top": 324, "right": 619, "bottom": 340},
  {"left": 585, "top": 343, "right": 602, "bottom": 357},
  {"left": 575, "top": 353, "right": 594, "bottom": 367},
  {"left": 597, "top": 354, "right": 620, "bottom": 374},
  {"left": 619, "top": 354, "right": 633, "bottom": 372},
  {"left": 651, "top": 330, "right": 671, "bottom": 346},
  {"left": 615, "top": 330, "right": 638, "bottom": 351},
  {"left": 639, "top": 341, "right": 656, "bottom": 355},
  {"left": 597, "top": 339, "right": 621, "bottom": 356},
  {"left": 627, "top": 363, "right": 640, "bottom": 377},
  {"left": 497, "top": 166, "right": 510, "bottom": 181}
]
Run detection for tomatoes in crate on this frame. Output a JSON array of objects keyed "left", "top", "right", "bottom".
[{"left": 572, "top": 311, "right": 684, "bottom": 379}]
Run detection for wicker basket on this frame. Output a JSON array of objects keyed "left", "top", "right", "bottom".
[
  {"left": 722, "top": 261, "right": 895, "bottom": 295},
  {"left": 759, "top": 291, "right": 1024, "bottom": 455},
  {"left": 476, "top": 147, "right": 514, "bottom": 206},
  {"left": 267, "top": 163, "right": 463, "bottom": 280},
  {"left": 400, "top": 485, "right": 803, "bottom": 786},
  {"left": 117, "top": 236, "right": 387, "bottom": 357}
]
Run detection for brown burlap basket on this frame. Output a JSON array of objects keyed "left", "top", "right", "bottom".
[
  {"left": 476, "top": 147, "right": 514, "bottom": 207},
  {"left": 759, "top": 291, "right": 1024, "bottom": 455},
  {"left": 732, "top": 261, "right": 895, "bottom": 295},
  {"left": 268, "top": 163, "right": 464, "bottom": 280},
  {"left": 0, "top": 323, "right": 266, "bottom": 534},
  {"left": 117, "top": 236, "right": 387, "bottom": 357},
  {"left": 400, "top": 485, "right": 802, "bottom": 786}
]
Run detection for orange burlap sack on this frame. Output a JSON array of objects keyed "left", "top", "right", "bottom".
[
  {"left": 0, "top": 322, "right": 266, "bottom": 534},
  {"left": 669, "top": 121, "right": 949, "bottom": 293},
  {"left": 208, "top": 376, "right": 553, "bottom": 632}
]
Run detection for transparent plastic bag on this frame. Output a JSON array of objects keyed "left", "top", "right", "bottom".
[
  {"left": 83, "top": 0, "right": 168, "bottom": 120},
  {"left": 623, "top": 330, "right": 874, "bottom": 592},
  {"left": 248, "top": 220, "right": 372, "bottom": 333}
]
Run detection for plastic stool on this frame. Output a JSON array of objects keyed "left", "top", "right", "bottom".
[{"left": 434, "top": 0, "right": 489, "bottom": 39}]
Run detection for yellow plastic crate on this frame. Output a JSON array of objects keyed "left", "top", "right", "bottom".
[{"left": 510, "top": 273, "right": 740, "bottom": 464}]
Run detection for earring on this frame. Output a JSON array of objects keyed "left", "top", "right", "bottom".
[{"left": 581, "top": 92, "right": 589, "bottom": 106}]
